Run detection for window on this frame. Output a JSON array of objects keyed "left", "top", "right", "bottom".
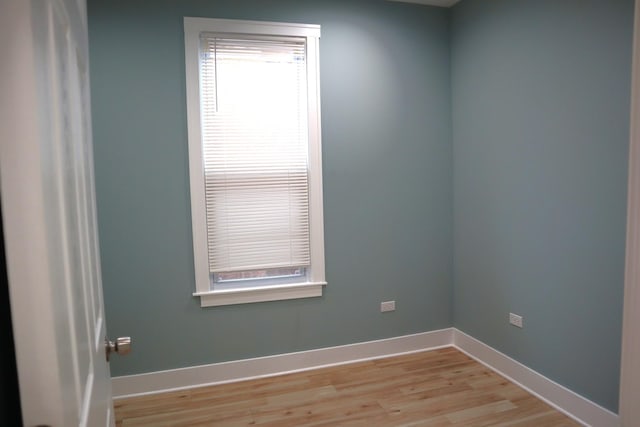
[{"left": 184, "top": 18, "right": 326, "bottom": 307}]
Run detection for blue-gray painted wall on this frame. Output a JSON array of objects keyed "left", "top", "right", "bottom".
[
  {"left": 88, "top": 0, "right": 453, "bottom": 377},
  {"left": 451, "top": 0, "right": 633, "bottom": 411},
  {"left": 88, "top": 0, "right": 633, "bottom": 413}
]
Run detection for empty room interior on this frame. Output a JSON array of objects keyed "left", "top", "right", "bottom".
[{"left": 32, "top": 0, "right": 639, "bottom": 424}]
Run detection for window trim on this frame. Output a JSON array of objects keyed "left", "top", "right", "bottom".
[{"left": 184, "top": 17, "right": 326, "bottom": 307}]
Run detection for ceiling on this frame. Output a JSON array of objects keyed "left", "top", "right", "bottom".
[{"left": 387, "top": 0, "right": 460, "bottom": 7}]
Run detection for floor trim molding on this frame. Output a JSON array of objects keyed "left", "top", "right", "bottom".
[
  {"left": 453, "top": 329, "right": 619, "bottom": 427},
  {"left": 112, "top": 328, "right": 453, "bottom": 398},
  {"left": 112, "top": 328, "right": 618, "bottom": 426}
]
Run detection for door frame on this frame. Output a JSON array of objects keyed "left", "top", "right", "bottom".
[{"left": 620, "top": 0, "right": 640, "bottom": 424}]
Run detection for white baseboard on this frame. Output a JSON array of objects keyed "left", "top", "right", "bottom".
[
  {"left": 112, "top": 328, "right": 454, "bottom": 398},
  {"left": 111, "top": 327, "right": 618, "bottom": 427},
  {"left": 453, "top": 329, "right": 619, "bottom": 427}
]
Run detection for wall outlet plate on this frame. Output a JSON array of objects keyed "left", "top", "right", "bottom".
[
  {"left": 381, "top": 301, "right": 396, "bottom": 312},
  {"left": 509, "top": 313, "right": 523, "bottom": 328}
]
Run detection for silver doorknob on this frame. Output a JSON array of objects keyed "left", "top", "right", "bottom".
[{"left": 106, "top": 336, "right": 132, "bottom": 361}]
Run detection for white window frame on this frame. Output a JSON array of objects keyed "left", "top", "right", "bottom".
[{"left": 184, "top": 17, "right": 326, "bottom": 307}]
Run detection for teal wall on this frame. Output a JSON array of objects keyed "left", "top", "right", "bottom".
[
  {"left": 88, "top": 0, "right": 634, "bottom": 413},
  {"left": 451, "top": 0, "right": 633, "bottom": 411},
  {"left": 88, "top": 0, "right": 453, "bottom": 377}
]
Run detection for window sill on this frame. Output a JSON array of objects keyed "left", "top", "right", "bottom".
[{"left": 193, "top": 282, "right": 326, "bottom": 307}]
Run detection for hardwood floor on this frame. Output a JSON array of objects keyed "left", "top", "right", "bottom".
[{"left": 114, "top": 347, "right": 581, "bottom": 426}]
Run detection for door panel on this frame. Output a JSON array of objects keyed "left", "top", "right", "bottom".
[{"left": 0, "top": 0, "right": 114, "bottom": 425}]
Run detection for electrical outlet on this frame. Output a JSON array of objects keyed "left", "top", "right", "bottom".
[
  {"left": 509, "top": 313, "right": 523, "bottom": 328},
  {"left": 381, "top": 301, "right": 396, "bottom": 312}
]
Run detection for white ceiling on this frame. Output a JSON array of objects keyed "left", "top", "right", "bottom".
[{"left": 387, "top": 0, "right": 460, "bottom": 7}]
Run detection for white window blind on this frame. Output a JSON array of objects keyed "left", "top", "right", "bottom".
[{"left": 199, "top": 34, "right": 311, "bottom": 275}]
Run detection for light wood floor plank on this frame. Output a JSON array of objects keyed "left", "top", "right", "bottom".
[{"left": 114, "top": 348, "right": 581, "bottom": 426}]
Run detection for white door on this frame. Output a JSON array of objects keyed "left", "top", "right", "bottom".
[{"left": 0, "top": 0, "right": 121, "bottom": 426}]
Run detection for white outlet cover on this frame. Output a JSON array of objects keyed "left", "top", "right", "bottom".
[
  {"left": 381, "top": 301, "right": 396, "bottom": 312},
  {"left": 509, "top": 313, "right": 523, "bottom": 328}
]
